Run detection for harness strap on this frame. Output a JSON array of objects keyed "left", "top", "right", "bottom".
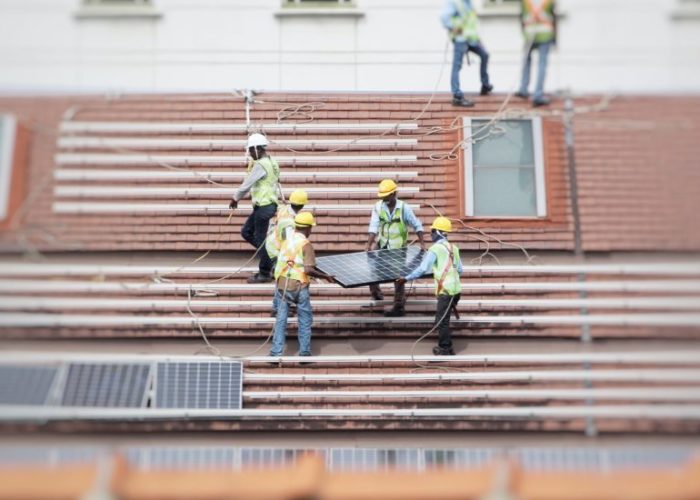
[
  {"left": 436, "top": 242, "right": 456, "bottom": 295},
  {"left": 282, "top": 240, "right": 308, "bottom": 279}
]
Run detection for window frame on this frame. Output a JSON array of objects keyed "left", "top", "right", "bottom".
[
  {"left": 0, "top": 115, "right": 17, "bottom": 222},
  {"left": 481, "top": 0, "right": 520, "bottom": 16},
  {"left": 284, "top": 0, "right": 355, "bottom": 6},
  {"left": 275, "top": 0, "right": 363, "bottom": 18},
  {"left": 462, "top": 116, "right": 547, "bottom": 219},
  {"left": 672, "top": 0, "right": 700, "bottom": 20}
]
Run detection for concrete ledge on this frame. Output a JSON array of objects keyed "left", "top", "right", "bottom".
[
  {"left": 74, "top": 5, "right": 162, "bottom": 20},
  {"left": 274, "top": 8, "right": 365, "bottom": 19}
]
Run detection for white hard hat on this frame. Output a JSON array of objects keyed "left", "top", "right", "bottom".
[{"left": 246, "top": 133, "right": 269, "bottom": 149}]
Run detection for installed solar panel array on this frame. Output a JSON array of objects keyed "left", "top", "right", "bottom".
[
  {"left": 315, "top": 247, "right": 427, "bottom": 288},
  {"left": 0, "top": 359, "right": 243, "bottom": 411},
  {"left": 155, "top": 362, "right": 243, "bottom": 409},
  {"left": 61, "top": 363, "right": 151, "bottom": 408},
  {"left": 0, "top": 365, "right": 58, "bottom": 406}
]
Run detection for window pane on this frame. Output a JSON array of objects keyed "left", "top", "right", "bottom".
[
  {"left": 472, "top": 120, "right": 534, "bottom": 167},
  {"left": 473, "top": 166, "right": 537, "bottom": 217}
]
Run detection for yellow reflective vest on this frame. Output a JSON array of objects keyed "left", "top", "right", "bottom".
[
  {"left": 522, "top": 0, "right": 555, "bottom": 44},
  {"left": 249, "top": 156, "right": 280, "bottom": 207},
  {"left": 451, "top": 0, "right": 480, "bottom": 43},
  {"left": 265, "top": 205, "right": 296, "bottom": 259},
  {"left": 429, "top": 240, "right": 462, "bottom": 296},
  {"left": 274, "top": 231, "right": 310, "bottom": 285},
  {"left": 377, "top": 200, "right": 408, "bottom": 250}
]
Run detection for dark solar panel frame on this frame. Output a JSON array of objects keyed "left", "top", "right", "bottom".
[
  {"left": 60, "top": 362, "right": 151, "bottom": 408},
  {"left": 0, "top": 365, "right": 58, "bottom": 406},
  {"left": 315, "top": 247, "right": 429, "bottom": 288},
  {"left": 154, "top": 361, "right": 243, "bottom": 410}
]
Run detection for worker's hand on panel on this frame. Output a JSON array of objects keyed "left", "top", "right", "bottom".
[{"left": 229, "top": 199, "right": 238, "bottom": 210}]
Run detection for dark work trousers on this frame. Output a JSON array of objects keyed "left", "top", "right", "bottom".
[
  {"left": 435, "top": 293, "right": 461, "bottom": 350},
  {"left": 368, "top": 243, "right": 406, "bottom": 310},
  {"left": 241, "top": 203, "right": 276, "bottom": 277}
]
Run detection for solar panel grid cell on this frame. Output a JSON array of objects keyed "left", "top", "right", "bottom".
[
  {"left": 0, "top": 365, "right": 57, "bottom": 406},
  {"left": 155, "top": 362, "right": 242, "bottom": 409},
  {"left": 60, "top": 363, "right": 150, "bottom": 408},
  {"left": 315, "top": 247, "right": 428, "bottom": 288}
]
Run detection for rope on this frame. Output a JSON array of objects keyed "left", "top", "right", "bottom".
[{"left": 8, "top": 40, "right": 618, "bottom": 362}]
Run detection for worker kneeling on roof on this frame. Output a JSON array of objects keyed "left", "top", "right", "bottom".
[
  {"left": 266, "top": 189, "right": 308, "bottom": 317},
  {"left": 229, "top": 133, "right": 280, "bottom": 284},
  {"left": 269, "top": 212, "right": 334, "bottom": 358},
  {"left": 366, "top": 179, "right": 426, "bottom": 317},
  {"left": 398, "top": 217, "right": 463, "bottom": 356}
]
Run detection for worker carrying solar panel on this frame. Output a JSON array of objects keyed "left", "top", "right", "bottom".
[
  {"left": 270, "top": 212, "right": 335, "bottom": 358},
  {"left": 229, "top": 133, "right": 281, "bottom": 284},
  {"left": 265, "top": 189, "right": 309, "bottom": 317},
  {"left": 365, "top": 179, "right": 426, "bottom": 317},
  {"left": 398, "top": 217, "right": 463, "bottom": 356}
]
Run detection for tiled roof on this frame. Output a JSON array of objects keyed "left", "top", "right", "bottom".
[
  {"left": 0, "top": 92, "right": 572, "bottom": 253},
  {"left": 2, "top": 351, "right": 700, "bottom": 434},
  {"left": 1, "top": 92, "right": 697, "bottom": 253},
  {"left": 1, "top": 258, "right": 699, "bottom": 340},
  {"left": 573, "top": 96, "right": 700, "bottom": 251}
]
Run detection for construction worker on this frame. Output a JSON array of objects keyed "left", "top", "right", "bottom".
[
  {"left": 441, "top": 0, "right": 494, "bottom": 108},
  {"left": 516, "top": 0, "right": 557, "bottom": 107},
  {"left": 366, "top": 179, "right": 426, "bottom": 317},
  {"left": 398, "top": 216, "right": 463, "bottom": 356},
  {"left": 229, "top": 133, "right": 280, "bottom": 283},
  {"left": 266, "top": 189, "right": 308, "bottom": 316},
  {"left": 269, "top": 212, "right": 334, "bottom": 358}
]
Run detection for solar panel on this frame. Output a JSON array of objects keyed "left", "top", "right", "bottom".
[
  {"left": 315, "top": 247, "right": 428, "bottom": 288},
  {"left": 61, "top": 363, "right": 150, "bottom": 407},
  {"left": 155, "top": 361, "right": 243, "bottom": 409},
  {"left": 0, "top": 365, "right": 57, "bottom": 406}
]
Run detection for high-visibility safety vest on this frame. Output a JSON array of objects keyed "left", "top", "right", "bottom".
[
  {"left": 248, "top": 156, "right": 280, "bottom": 207},
  {"left": 450, "top": 0, "right": 480, "bottom": 43},
  {"left": 376, "top": 200, "right": 408, "bottom": 250},
  {"left": 265, "top": 205, "right": 296, "bottom": 259},
  {"left": 522, "top": 0, "right": 555, "bottom": 44},
  {"left": 274, "top": 231, "right": 310, "bottom": 284},
  {"left": 429, "top": 240, "right": 462, "bottom": 296}
]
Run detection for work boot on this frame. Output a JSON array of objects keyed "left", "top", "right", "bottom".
[
  {"left": 384, "top": 306, "right": 406, "bottom": 317},
  {"left": 432, "top": 346, "right": 456, "bottom": 356},
  {"left": 298, "top": 352, "right": 313, "bottom": 366},
  {"left": 370, "top": 285, "right": 384, "bottom": 301},
  {"left": 480, "top": 83, "right": 494, "bottom": 96},
  {"left": 247, "top": 273, "right": 273, "bottom": 284},
  {"left": 515, "top": 91, "right": 530, "bottom": 100},
  {"left": 533, "top": 96, "right": 551, "bottom": 107},
  {"left": 452, "top": 97, "right": 475, "bottom": 108}
]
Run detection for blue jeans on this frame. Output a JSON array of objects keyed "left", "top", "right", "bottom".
[
  {"left": 270, "top": 286, "right": 313, "bottom": 356},
  {"left": 451, "top": 40, "right": 490, "bottom": 99},
  {"left": 519, "top": 41, "right": 552, "bottom": 100}
]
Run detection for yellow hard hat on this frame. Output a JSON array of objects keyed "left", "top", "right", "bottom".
[
  {"left": 289, "top": 189, "right": 308, "bottom": 206},
  {"left": 294, "top": 211, "right": 316, "bottom": 228},
  {"left": 431, "top": 216, "right": 452, "bottom": 232},
  {"left": 377, "top": 179, "right": 398, "bottom": 198}
]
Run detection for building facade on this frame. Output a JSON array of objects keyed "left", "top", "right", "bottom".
[{"left": 0, "top": 0, "right": 699, "bottom": 94}]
